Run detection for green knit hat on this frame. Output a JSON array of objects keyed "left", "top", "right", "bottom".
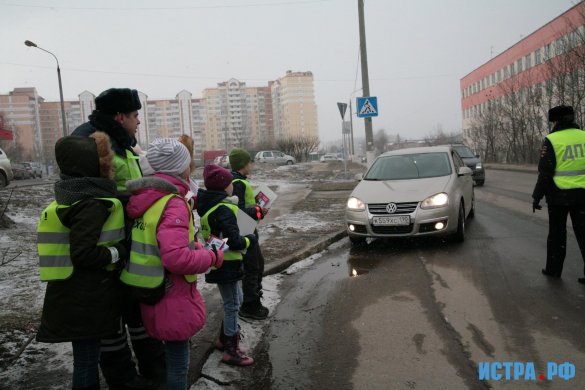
[{"left": 229, "top": 148, "right": 252, "bottom": 171}]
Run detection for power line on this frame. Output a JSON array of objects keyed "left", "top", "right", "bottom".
[
  {"left": 1, "top": 62, "right": 457, "bottom": 83},
  {"left": 0, "top": 0, "right": 331, "bottom": 11}
]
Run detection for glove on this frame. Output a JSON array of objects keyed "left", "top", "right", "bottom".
[
  {"left": 260, "top": 207, "right": 269, "bottom": 217},
  {"left": 113, "top": 243, "right": 129, "bottom": 262},
  {"left": 210, "top": 245, "right": 224, "bottom": 269},
  {"left": 245, "top": 234, "right": 257, "bottom": 248},
  {"left": 532, "top": 199, "right": 542, "bottom": 213}
]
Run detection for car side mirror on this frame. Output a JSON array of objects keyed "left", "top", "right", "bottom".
[
  {"left": 475, "top": 154, "right": 480, "bottom": 158},
  {"left": 355, "top": 173, "right": 363, "bottom": 181},
  {"left": 458, "top": 166, "right": 473, "bottom": 176}
]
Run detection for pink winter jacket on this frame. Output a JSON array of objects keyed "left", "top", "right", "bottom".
[{"left": 126, "top": 173, "right": 216, "bottom": 341}]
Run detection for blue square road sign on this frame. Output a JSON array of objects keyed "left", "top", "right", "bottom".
[{"left": 356, "top": 96, "right": 378, "bottom": 118}]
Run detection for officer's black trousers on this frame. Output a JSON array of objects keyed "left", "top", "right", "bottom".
[
  {"left": 99, "top": 293, "right": 166, "bottom": 386},
  {"left": 242, "top": 229, "right": 265, "bottom": 306},
  {"left": 546, "top": 204, "right": 585, "bottom": 276}
]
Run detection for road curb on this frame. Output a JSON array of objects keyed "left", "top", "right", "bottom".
[
  {"left": 484, "top": 164, "right": 537, "bottom": 174},
  {"left": 263, "top": 229, "right": 348, "bottom": 276},
  {"left": 192, "top": 229, "right": 348, "bottom": 387}
]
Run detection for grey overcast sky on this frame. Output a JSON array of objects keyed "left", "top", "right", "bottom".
[{"left": 0, "top": 0, "right": 578, "bottom": 144}]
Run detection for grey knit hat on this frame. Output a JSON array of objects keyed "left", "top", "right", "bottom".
[{"left": 146, "top": 138, "right": 191, "bottom": 176}]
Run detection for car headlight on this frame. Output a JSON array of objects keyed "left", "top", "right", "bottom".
[
  {"left": 347, "top": 197, "right": 365, "bottom": 211},
  {"left": 476, "top": 162, "right": 483, "bottom": 170},
  {"left": 421, "top": 193, "right": 449, "bottom": 209}
]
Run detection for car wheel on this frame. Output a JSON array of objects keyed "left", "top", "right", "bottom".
[
  {"left": 349, "top": 235, "right": 366, "bottom": 246},
  {"left": 0, "top": 172, "right": 7, "bottom": 188},
  {"left": 453, "top": 203, "right": 465, "bottom": 242},
  {"left": 286, "top": 160, "right": 293, "bottom": 165}
]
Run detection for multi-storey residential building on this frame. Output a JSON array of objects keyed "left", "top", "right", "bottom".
[
  {"left": 270, "top": 70, "right": 318, "bottom": 141},
  {"left": 461, "top": 2, "right": 585, "bottom": 154},
  {"left": 38, "top": 100, "right": 82, "bottom": 167},
  {"left": 0, "top": 88, "right": 43, "bottom": 162},
  {"left": 1, "top": 69, "right": 318, "bottom": 167},
  {"left": 201, "top": 78, "right": 275, "bottom": 150}
]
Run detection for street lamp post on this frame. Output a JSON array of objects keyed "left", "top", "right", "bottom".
[{"left": 24, "top": 40, "right": 67, "bottom": 137}]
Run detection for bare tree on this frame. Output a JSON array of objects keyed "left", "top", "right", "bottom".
[
  {"left": 276, "top": 136, "right": 320, "bottom": 162},
  {"left": 374, "top": 129, "right": 388, "bottom": 154}
]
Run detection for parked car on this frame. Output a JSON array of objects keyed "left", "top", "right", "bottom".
[
  {"left": 11, "top": 162, "right": 33, "bottom": 180},
  {"left": 212, "top": 155, "right": 229, "bottom": 168},
  {"left": 320, "top": 153, "right": 342, "bottom": 162},
  {"left": 449, "top": 144, "right": 485, "bottom": 186},
  {"left": 345, "top": 146, "right": 474, "bottom": 246},
  {"left": 0, "top": 148, "right": 14, "bottom": 187},
  {"left": 255, "top": 150, "right": 295, "bottom": 165},
  {"left": 23, "top": 161, "right": 42, "bottom": 178}
]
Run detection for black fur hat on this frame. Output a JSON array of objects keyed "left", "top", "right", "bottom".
[
  {"left": 548, "top": 105, "right": 574, "bottom": 122},
  {"left": 95, "top": 88, "right": 142, "bottom": 115}
]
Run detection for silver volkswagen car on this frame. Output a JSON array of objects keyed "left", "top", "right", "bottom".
[{"left": 345, "top": 146, "right": 474, "bottom": 245}]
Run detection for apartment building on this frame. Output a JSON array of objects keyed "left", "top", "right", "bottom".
[
  {"left": 271, "top": 70, "right": 318, "bottom": 141},
  {"left": 1, "top": 69, "right": 318, "bottom": 166},
  {"left": 0, "top": 88, "right": 44, "bottom": 162}
]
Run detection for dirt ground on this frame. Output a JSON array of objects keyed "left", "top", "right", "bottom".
[{"left": 0, "top": 161, "right": 365, "bottom": 389}]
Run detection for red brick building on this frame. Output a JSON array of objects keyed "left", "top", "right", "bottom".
[{"left": 460, "top": 2, "right": 585, "bottom": 158}]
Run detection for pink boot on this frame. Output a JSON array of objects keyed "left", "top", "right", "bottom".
[{"left": 221, "top": 334, "right": 254, "bottom": 366}]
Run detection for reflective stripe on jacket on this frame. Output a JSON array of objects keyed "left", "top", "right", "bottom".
[
  {"left": 114, "top": 150, "right": 142, "bottom": 191},
  {"left": 546, "top": 129, "right": 585, "bottom": 190},
  {"left": 120, "top": 194, "right": 196, "bottom": 289},
  {"left": 232, "top": 178, "right": 256, "bottom": 208},
  {"left": 200, "top": 202, "right": 249, "bottom": 261},
  {"left": 37, "top": 198, "right": 125, "bottom": 281}
]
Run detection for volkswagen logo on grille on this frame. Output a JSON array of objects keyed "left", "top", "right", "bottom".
[{"left": 386, "top": 203, "right": 397, "bottom": 214}]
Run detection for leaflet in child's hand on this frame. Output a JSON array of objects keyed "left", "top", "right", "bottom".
[
  {"left": 254, "top": 184, "right": 277, "bottom": 208},
  {"left": 205, "top": 235, "right": 229, "bottom": 252}
]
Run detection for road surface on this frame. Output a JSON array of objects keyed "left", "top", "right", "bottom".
[{"left": 239, "top": 169, "right": 585, "bottom": 389}]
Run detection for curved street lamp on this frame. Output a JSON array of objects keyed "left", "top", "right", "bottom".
[{"left": 24, "top": 40, "right": 67, "bottom": 137}]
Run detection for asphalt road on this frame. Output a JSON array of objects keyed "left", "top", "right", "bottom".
[{"left": 239, "top": 169, "right": 585, "bottom": 389}]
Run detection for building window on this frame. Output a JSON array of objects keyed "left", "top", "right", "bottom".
[
  {"left": 544, "top": 43, "right": 551, "bottom": 61},
  {"left": 525, "top": 54, "right": 532, "bottom": 69},
  {"left": 516, "top": 59, "right": 523, "bottom": 73},
  {"left": 534, "top": 48, "right": 541, "bottom": 65}
]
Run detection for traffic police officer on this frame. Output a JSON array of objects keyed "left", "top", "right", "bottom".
[{"left": 533, "top": 105, "right": 585, "bottom": 283}]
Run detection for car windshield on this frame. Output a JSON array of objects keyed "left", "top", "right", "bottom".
[
  {"left": 453, "top": 146, "right": 475, "bottom": 158},
  {"left": 364, "top": 152, "right": 452, "bottom": 180}
]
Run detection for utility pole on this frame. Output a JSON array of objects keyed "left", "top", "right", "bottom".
[
  {"left": 358, "top": 0, "right": 374, "bottom": 164},
  {"left": 349, "top": 99, "right": 355, "bottom": 155}
]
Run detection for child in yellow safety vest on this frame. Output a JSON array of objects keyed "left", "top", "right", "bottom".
[
  {"left": 36, "top": 132, "right": 128, "bottom": 390},
  {"left": 196, "top": 164, "right": 257, "bottom": 366},
  {"left": 122, "top": 138, "right": 223, "bottom": 389}
]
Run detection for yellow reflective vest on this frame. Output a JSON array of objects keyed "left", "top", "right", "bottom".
[
  {"left": 232, "top": 178, "right": 256, "bottom": 208},
  {"left": 37, "top": 198, "right": 125, "bottom": 281},
  {"left": 546, "top": 129, "right": 585, "bottom": 190},
  {"left": 114, "top": 149, "right": 142, "bottom": 191},
  {"left": 200, "top": 202, "right": 250, "bottom": 262},
  {"left": 120, "top": 194, "right": 197, "bottom": 289}
]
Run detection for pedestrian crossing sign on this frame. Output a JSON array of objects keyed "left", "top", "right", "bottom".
[{"left": 356, "top": 96, "right": 378, "bottom": 118}]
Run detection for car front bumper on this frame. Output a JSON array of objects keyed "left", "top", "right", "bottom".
[{"left": 345, "top": 206, "right": 457, "bottom": 238}]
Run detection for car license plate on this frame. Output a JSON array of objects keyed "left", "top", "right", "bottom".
[{"left": 372, "top": 215, "right": 410, "bottom": 226}]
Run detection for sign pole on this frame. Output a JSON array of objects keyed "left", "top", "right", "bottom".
[{"left": 358, "top": 0, "right": 374, "bottom": 165}]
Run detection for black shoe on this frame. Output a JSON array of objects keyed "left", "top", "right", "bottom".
[
  {"left": 110, "top": 375, "right": 155, "bottom": 390},
  {"left": 239, "top": 303, "right": 269, "bottom": 320},
  {"left": 578, "top": 278, "right": 585, "bottom": 285},
  {"left": 541, "top": 269, "right": 561, "bottom": 278}
]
